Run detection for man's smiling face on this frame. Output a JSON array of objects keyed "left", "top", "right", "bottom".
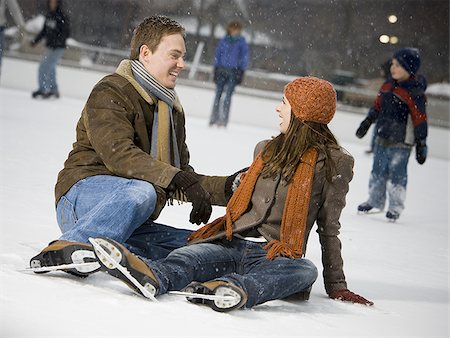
[{"left": 139, "top": 33, "right": 186, "bottom": 88}]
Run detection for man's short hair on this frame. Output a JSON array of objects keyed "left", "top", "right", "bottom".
[
  {"left": 226, "top": 21, "right": 243, "bottom": 35},
  {"left": 130, "top": 15, "right": 185, "bottom": 60}
]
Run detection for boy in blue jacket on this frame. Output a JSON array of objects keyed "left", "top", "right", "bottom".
[
  {"left": 209, "top": 21, "right": 249, "bottom": 127},
  {"left": 355, "top": 48, "right": 428, "bottom": 221}
]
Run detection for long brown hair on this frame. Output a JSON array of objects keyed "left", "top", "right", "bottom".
[{"left": 262, "top": 114, "right": 338, "bottom": 183}]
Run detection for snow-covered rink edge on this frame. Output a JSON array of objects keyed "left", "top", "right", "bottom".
[{"left": 0, "top": 81, "right": 448, "bottom": 337}]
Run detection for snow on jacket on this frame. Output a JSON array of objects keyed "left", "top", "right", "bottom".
[
  {"left": 32, "top": 3, "right": 69, "bottom": 49},
  {"left": 190, "top": 140, "right": 354, "bottom": 294},
  {"left": 214, "top": 35, "right": 249, "bottom": 71},
  {"left": 368, "top": 75, "right": 428, "bottom": 145},
  {"left": 55, "top": 60, "right": 228, "bottom": 220}
]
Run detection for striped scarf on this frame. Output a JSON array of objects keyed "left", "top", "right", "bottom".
[
  {"left": 188, "top": 148, "right": 319, "bottom": 260},
  {"left": 131, "top": 60, "right": 181, "bottom": 168}
]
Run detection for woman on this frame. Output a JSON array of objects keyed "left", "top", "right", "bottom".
[{"left": 90, "top": 77, "right": 373, "bottom": 312}]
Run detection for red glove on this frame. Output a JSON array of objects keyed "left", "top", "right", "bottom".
[{"left": 329, "top": 289, "right": 374, "bottom": 306}]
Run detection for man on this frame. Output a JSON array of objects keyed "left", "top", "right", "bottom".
[{"left": 30, "top": 15, "right": 232, "bottom": 276}]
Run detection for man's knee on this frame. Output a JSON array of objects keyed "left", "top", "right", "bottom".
[{"left": 128, "top": 180, "right": 157, "bottom": 211}]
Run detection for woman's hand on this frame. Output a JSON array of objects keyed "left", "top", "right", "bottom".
[{"left": 329, "top": 289, "right": 374, "bottom": 306}]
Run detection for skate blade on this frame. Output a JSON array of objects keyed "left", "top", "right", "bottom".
[
  {"left": 20, "top": 262, "right": 100, "bottom": 273},
  {"left": 357, "top": 210, "right": 383, "bottom": 215},
  {"left": 169, "top": 290, "right": 237, "bottom": 301}
]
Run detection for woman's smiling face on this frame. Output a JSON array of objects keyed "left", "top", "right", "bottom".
[{"left": 276, "top": 95, "right": 292, "bottom": 134}]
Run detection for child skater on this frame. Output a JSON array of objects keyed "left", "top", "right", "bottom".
[
  {"left": 65, "top": 77, "right": 374, "bottom": 311},
  {"left": 356, "top": 48, "right": 427, "bottom": 221}
]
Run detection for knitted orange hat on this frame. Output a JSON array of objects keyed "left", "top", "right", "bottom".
[{"left": 284, "top": 77, "right": 336, "bottom": 124}]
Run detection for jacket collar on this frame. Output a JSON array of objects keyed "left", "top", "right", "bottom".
[{"left": 115, "top": 59, "right": 183, "bottom": 112}]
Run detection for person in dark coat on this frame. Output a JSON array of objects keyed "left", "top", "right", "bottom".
[
  {"left": 209, "top": 21, "right": 249, "bottom": 127},
  {"left": 356, "top": 48, "right": 428, "bottom": 221},
  {"left": 30, "top": 0, "right": 69, "bottom": 99}
]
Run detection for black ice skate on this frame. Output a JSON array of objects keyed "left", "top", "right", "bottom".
[
  {"left": 386, "top": 211, "right": 400, "bottom": 222},
  {"left": 357, "top": 202, "right": 385, "bottom": 215},
  {"left": 357, "top": 202, "right": 374, "bottom": 213},
  {"left": 28, "top": 240, "right": 101, "bottom": 277},
  {"left": 32, "top": 90, "right": 60, "bottom": 99},
  {"left": 182, "top": 280, "right": 247, "bottom": 312},
  {"left": 31, "top": 90, "right": 45, "bottom": 98}
]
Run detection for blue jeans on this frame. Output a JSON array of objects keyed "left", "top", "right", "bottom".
[
  {"left": 38, "top": 47, "right": 65, "bottom": 94},
  {"left": 57, "top": 175, "right": 192, "bottom": 260},
  {"left": 210, "top": 68, "right": 238, "bottom": 126},
  {"left": 367, "top": 140, "right": 412, "bottom": 214},
  {"left": 146, "top": 237, "right": 318, "bottom": 308}
]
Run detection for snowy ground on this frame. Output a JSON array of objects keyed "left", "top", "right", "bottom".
[{"left": 0, "top": 84, "right": 448, "bottom": 338}]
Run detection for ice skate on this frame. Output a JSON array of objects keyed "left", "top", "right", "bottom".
[
  {"left": 386, "top": 211, "right": 400, "bottom": 222},
  {"left": 42, "top": 91, "right": 60, "bottom": 99},
  {"left": 28, "top": 240, "right": 101, "bottom": 277},
  {"left": 31, "top": 90, "right": 45, "bottom": 98},
  {"left": 182, "top": 280, "right": 247, "bottom": 312},
  {"left": 89, "top": 237, "right": 159, "bottom": 300},
  {"left": 357, "top": 202, "right": 374, "bottom": 213}
]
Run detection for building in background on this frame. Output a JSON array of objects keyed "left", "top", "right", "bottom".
[{"left": 4, "top": 0, "right": 449, "bottom": 85}]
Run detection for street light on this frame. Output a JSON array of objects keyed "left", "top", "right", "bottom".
[
  {"left": 390, "top": 36, "right": 399, "bottom": 44},
  {"left": 379, "top": 35, "right": 390, "bottom": 43},
  {"left": 388, "top": 15, "right": 398, "bottom": 23}
]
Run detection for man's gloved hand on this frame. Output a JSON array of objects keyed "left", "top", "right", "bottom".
[
  {"left": 415, "top": 139, "right": 427, "bottom": 164},
  {"left": 171, "top": 171, "right": 212, "bottom": 225},
  {"left": 329, "top": 289, "right": 374, "bottom": 306},
  {"left": 224, "top": 167, "right": 249, "bottom": 201},
  {"left": 355, "top": 117, "right": 372, "bottom": 139}
]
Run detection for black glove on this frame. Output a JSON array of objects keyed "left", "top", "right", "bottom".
[
  {"left": 171, "top": 171, "right": 212, "bottom": 225},
  {"left": 224, "top": 167, "right": 249, "bottom": 201},
  {"left": 415, "top": 139, "right": 427, "bottom": 164},
  {"left": 234, "top": 69, "right": 244, "bottom": 85},
  {"left": 355, "top": 117, "right": 372, "bottom": 139}
]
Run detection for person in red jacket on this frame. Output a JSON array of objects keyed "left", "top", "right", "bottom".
[{"left": 356, "top": 48, "right": 428, "bottom": 221}]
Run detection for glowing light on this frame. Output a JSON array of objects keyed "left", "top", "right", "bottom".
[
  {"left": 379, "top": 35, "right": 390, "bottom": 43},
  {"left": 390, "top": 36, "right": 399, "bottom": 44},
  {"left": 388, "top": 15, "right": 398, "bottom": 23}
]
